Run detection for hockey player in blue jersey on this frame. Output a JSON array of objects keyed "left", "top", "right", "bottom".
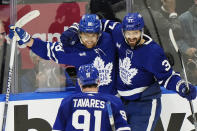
[
  {"left": 8, "top": 14, "right": 118, "bottom": 95},
  {"left": 52, "top": 64, "right": 131, "bottom": 131},
  {"left": 102, "top": 12, "right": 197, "bottom": 131},
  {"left": 60, "top": 12, "right": 197, "bottom": 131}
]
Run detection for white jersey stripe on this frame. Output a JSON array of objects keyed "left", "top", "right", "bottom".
[
  {"left": 117, "top": 86, "right": 148, "bottom": 97},
  {"left": 143, "top": 34, "right": 152, "bottom": 45},
  {"left": 51, "top": 42, "right": 58, "bottom": 63},
  {"left": 158, "top": 80, "right": 163, "bottom": 85},
  {"left": 176, "top": 80, "right": 185, "bottom": 92},
  {"left": 47, "top": 42, "right": 52, "bottom": 60},
  {"left": 103, "top": 20, "right": 109, "bottom": 32},
  {"left": 116, "top": 126, "right": 131, "bottom": 131},
  {"left": 164, "top": 71, "right": 180, "bottom": 88},
  {"left": 147, "top": 99, "right": 157, "bottom": 131}
]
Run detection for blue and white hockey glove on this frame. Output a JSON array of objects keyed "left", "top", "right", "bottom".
[
  {"left": 178, "top": 82, "right": 197, "bottom": 101},
  {"left": 60, "top": 22, "right": 79, "bottom": 48},
  {"left": 9, "top": 25, "right": 31, "bottom": 47}
]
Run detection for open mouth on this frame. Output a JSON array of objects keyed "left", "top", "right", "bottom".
[{"left": 128, "top": 38, "right": 137, "bottom": 43}]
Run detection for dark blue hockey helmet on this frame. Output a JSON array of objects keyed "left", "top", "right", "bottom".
[
  {"left": 77, "top": 64, "right": 99, "bottom": 86},
  {"left": 79, "top": 14, "right": 101, "bottom": 33},
  {"left": 122, "top": 13, "right": 144, "bottom": 31}
]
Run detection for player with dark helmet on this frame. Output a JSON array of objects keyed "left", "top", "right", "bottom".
[
  {"left": 53, "top": 64, "right": 131, "bottom": 131},
  {"left": 78, "top": 14, "right": 102, "bottom": 48},
  {"left": 122, "top": 13, "right": 144, "bottom": 47},
  {"left": 8, "top": 14, "right": 118, "bottom": 95},
  {"left": 101, "top": 12, "right": 197, "bottom": 131}
]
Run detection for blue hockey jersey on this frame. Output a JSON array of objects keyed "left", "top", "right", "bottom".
[
  {"left": 52, "top": 92, "right": 131, "bottom": 131},
  {"left": 102, "top": 20, "right": 183, "bottom": 100},
  {"left": 30, "top": 32, "right": 118, "bottom": 95}
]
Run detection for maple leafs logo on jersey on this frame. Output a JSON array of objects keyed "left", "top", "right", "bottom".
[
  {"left": 93, "top": 57, "right": 113, "bottom": 86},
  {"left": 119, "top": 57, "right": 138, "bottom": 85}
]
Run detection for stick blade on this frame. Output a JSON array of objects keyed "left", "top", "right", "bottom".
[
  {"left": 169, "top": 28, "right": 179, "bottom": 52},
  {"left": 15, "top": 10, "right": 40, "bottom": 28}
]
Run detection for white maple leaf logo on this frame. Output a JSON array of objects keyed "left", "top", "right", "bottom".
[
  {"left": 119, "top": 57, "right": 138, "bottom": 85},
  {"left": 93, "top": 57, "right": 113, "bottom": 86}
]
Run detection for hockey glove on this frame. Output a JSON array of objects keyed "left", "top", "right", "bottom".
[
  {"left": 178, "top": 82, "right": 197, "bottom": 101},
  {"left": 60, "top": 22, "right": 79, "bottom": 47},
  {"left": 9, "top": 25, "right": 31, "bottom": 47}
]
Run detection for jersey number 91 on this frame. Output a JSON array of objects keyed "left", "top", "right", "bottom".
[{"left": 72, "top": 109, "right": 102, "bottom": 131}]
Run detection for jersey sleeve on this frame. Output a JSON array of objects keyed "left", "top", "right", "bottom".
[
  {"left": 145, "top": 44, "right": 183, "bottom": 93},
  {"left": 52, "top": 98, "right": 69, "bottom": 131},
  {"left": 101, "top": 19, "right": 120, "bottom": 34},
  {"left": 30, "top": 38, "right": 97, "bottom": 67},
  {"left": 111, "top": 97, "right": 131, "bottom": 131}
]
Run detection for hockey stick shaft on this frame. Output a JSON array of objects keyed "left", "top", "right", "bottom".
[
  {"left": 106, "top": 101, "right": 116, "bottom": 131},
  {"left": 1, "top": 10, "right": 40, "bottom": 131},
  {"left": 1, "top": 37, "right": 16, "bottom": 131},
  {"left": 169, "top": 28, "right": 197, "bottom": 130}
]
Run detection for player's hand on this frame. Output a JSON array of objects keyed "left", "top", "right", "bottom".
[
  {"left": 60, "top": 23, "right": 79, "bottom": 48},
  {"left": 9, "top": 25, "right": 31, "bottom": 47},
  {"left": 178, "top": 83, "right": 197, "bottom": 101}
]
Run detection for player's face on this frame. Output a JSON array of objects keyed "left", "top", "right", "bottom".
[
  {"left": 124, "top": 30, "right": 141, "bottom": 47},
  {"left": 80, "top": 32, "right": 99, "bottom": 48}
]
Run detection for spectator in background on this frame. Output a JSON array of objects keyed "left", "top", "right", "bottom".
[
  {"left": 35, "top": 60, "right": 74, "bottom": 91},
  {"left": 178, "top": 0, "right": 197, "bottom": 57},
  {"left": 0, "top": 20, "right": 10, "bottom": 94},
  {"left": 133, "top": 0, "right": 183, "bottom": 72},
  {"left": 160, "top": 0, "right": 177, "bottom": 18},
  {"left": 20, "top": 50, "right": 39, "bottom": 92},
  {"left": 89, "top": 0, "right": 122, "bottom": 22},
  {"left": 178, "top": 0, "right": 197, "bottom": 84},
  {"left": 157, "top": 0, "right": 183, "bottom": 73},
  {"left": 21, "top": 50, "right": 74, "bottom": 93},
  {"left": 48, "top": 2, "right": 81, "bottom": 42}
]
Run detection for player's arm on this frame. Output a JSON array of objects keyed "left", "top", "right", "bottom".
[
  {"left": 53, "top": 98, "right": 69, "bottom": 131},
  {"left": 111, "top": 97, "right": 131, "bottom": 131},
  {"left": 100, "top": 19, "right": 120, "bottom": 34},
  {"left": 146, "top": 45, "right": 196, "bottom": 101},
  {"left": 8, "top": 26, "right": 97, "bottom": 66},
  {"left": 31, "top": 38, "right": 99, "bottom": 66},
  {"left": 60, "top": 23, "right": 79, "bottom": 47}
]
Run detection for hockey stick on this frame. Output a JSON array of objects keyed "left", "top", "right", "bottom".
[
  {"left": 1, "top": 10, "right": 40, "bottom": 131},
  {"left": 169, "top": 28, "right": 197, "bottom": 131},
  {"left": 106, "top": 101, "right": 116, "bottom": 131}
]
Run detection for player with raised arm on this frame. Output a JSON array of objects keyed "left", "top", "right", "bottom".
[
  {"left": 52, "top": 64, "right": 131, "bottom": 131},
  {"left": 8, "top": 14, "right": 118, "bottom": 95},
  {"left": 60, "top": 12, "right": 197, "bottom": 131}
]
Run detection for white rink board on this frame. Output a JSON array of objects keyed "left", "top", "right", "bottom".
[{"left": 0, "top": 91, "right": 196, "bottom": 131}]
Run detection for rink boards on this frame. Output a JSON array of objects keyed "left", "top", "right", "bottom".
[{"left": 0, "top": 88, "right": 197, "bottom": 131}]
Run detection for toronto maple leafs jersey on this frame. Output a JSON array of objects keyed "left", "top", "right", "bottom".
[
  {"left": 30, "top": 32, "right": 118, "bottom": 95},
  {"left": 102, "top": 20, "right": 184, "bottom": 100},
  {"left": 52, "top": 92, "right": 131, "bottom": 131}
]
